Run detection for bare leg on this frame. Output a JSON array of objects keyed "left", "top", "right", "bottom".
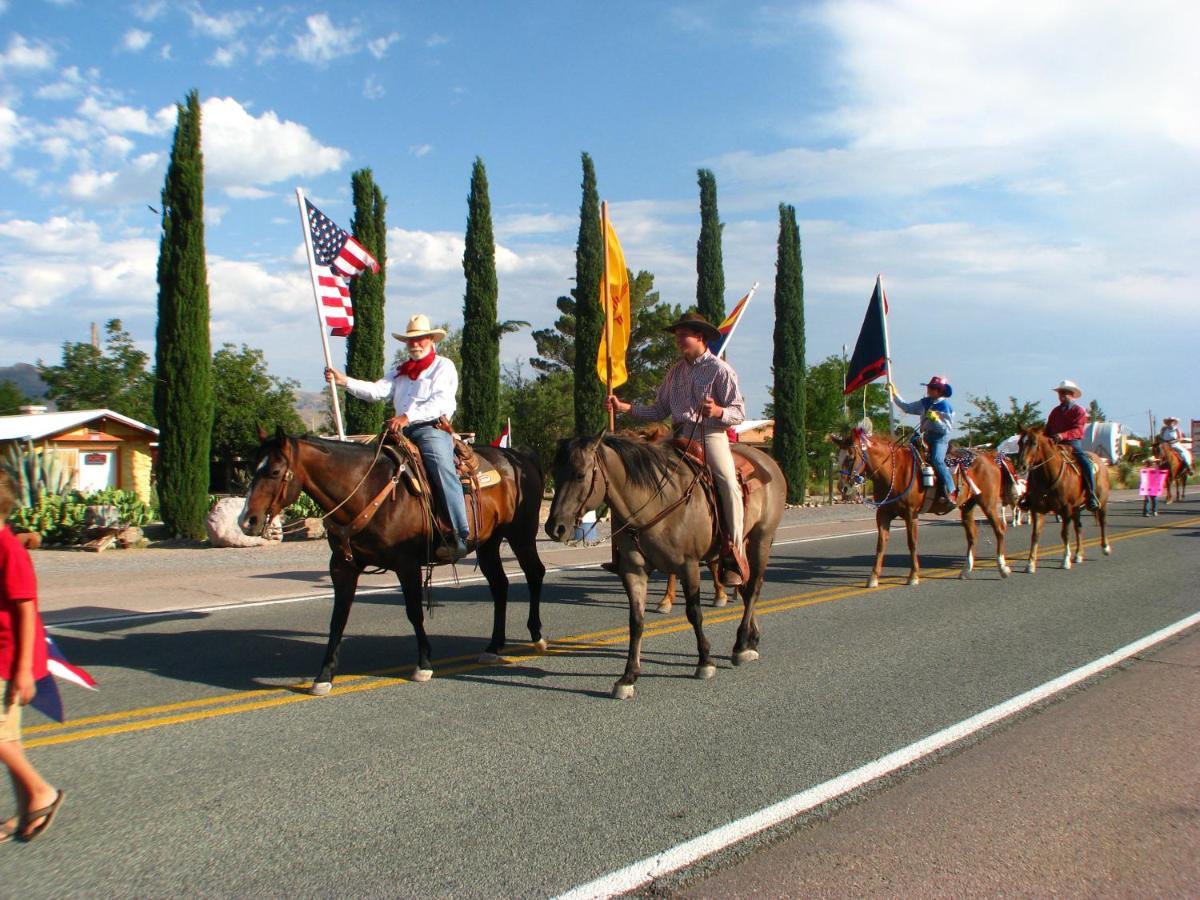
[
  {"left": 0, "top": 741, "right": 58, "bottom": 839},
  {"left": 312, "top": 553, "right": 361, "bottom": 695},
  {"left": 868, "top": 508, "right": 892, "bottom": 588}
]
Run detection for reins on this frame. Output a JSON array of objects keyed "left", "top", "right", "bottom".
[{"left": 854, "top": 434, "right": 917, "bottom": 508}]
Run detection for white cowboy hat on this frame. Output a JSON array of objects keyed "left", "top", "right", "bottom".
[
  {"left": 1162, "top": 415, "right": 1179, "bottom": 423},
  {"left": 1052, "top": 379, "right": 1082, "bottom": 398},
  {"left": 392, "top": 314, "right": 447, "bottom": 343}
]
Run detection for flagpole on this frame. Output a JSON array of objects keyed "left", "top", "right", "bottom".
[
  {"left": 296, "top": 187, "right": 346, "bottom": 441},
  {"left": 879, "top": 274, "right": 896, "bottom": 437},
  {"left": 717, "top": 281, "right": 758, "bottom": 360},
  {"left": 601, "top": 200, "right": 615, "bottom": 430}
]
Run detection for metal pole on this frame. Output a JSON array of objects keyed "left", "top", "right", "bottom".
[
  {"left": 717, "top": 281, "right": 758, "bottom": 360},
  {"left": 601, "top": 201, "right": 615, "bottom": 431},
  {"left": 296, "top": 187, "right": 346, "bottom": 441}
]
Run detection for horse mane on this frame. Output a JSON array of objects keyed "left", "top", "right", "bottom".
[{"left": 600, "top": 434, "right": 674, "bottom": 489}]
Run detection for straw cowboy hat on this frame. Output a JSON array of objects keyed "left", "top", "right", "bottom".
[
  {"left": 921, "top": 375, "right": 953, "bottom": 398},
  {"left": 1052, "top": 379, "right": 1082, "bottom": 398},
  {"left": 664, "top": 311, "right": 721, "bottom": 344},
  {"left": 392, "top": 314, "right": 447, "bottom": 343},
  {"left": 1162, "top": 415, "right": 1179, "bottom": 424}
]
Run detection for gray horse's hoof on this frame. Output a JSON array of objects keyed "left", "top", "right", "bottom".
[
  {"left": 409, "top": 667, "right": 433, "bottom": 683},
  {"left": 694, "top": 664, "right": 717, "bottom": 680},
  {"left": 310, "top": 681, "right": 332, "bottom": 696},
  {"left": 612, "top": 683, "right": 636, "bottom": 700},
  {"left": 732, "top": 649, "right": 759, "bottom": 666},
  {"left": 478, "top": 651, "right": 503, "bottom": 665}
]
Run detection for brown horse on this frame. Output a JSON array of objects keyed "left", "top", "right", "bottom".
[
  {"left": 830, "top": 428, "right": 1011, "bottom": 587},
  {"left": 544, "top": 434, "right": 786, "bottom": 699},
  {"left": 1152, "top": 438, "right": 1190, "bottom": 503},
  {"left": 239, "top": 428, "right": 546, "bottom": 694},
  {"left": 1015, "top": 425, "right": 1111, "bottom": 572}
]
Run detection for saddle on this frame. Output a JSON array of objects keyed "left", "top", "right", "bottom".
[{"left": 912, "top": 440, "right": 979, "bottom": 515}]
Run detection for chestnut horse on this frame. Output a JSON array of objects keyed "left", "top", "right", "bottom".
[
  {"left": 239, "top": 428, "right": 546, "bottom": 694},
  {"left": 831, "top": 428, "right": 1011, "bottom": 587},
  {"left": 1015, "top": 425, "right": 1111, "bottom": 572},
  {"left": 544, "top": 434, "right": 785, "bottom": 699},
  {"left": 1152, "top": 438, "right": 1190, "bottom": 503}
]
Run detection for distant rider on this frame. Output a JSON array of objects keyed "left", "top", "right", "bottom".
[
  {"left": 1158, "top": 416, "right": 1193, "bottom": 474},
  {"left": 889, "top": 375, "right": 957, "bottom": 505},
  {"left": 1045, "top": 379, "right": 1099, "bottom": 510}
]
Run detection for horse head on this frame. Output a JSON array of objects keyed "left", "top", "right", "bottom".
[
  {"left": 240, "top": 425, "right": 304, "bottom": 536},
  {"left": 828, "top": 432, "right": 864, "bottom": 500},
  {"left": 544, "top": 434, "right": 607, "bottom": 543},
  {"left": 1015, "top": 424, "right": 1047, "bottom": 473}
]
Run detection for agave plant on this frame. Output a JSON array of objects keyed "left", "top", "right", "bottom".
[{"left": 2, "top": 439, "right": 73, "bottom": 508}]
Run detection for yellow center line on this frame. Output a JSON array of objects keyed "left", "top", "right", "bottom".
[{"left": 25, "top": 514, "right": 1200, "bottom": 750}]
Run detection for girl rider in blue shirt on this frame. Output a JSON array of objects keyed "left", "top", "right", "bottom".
[{"left": 888, "top": 375, "right": 957, "bottom": 505}]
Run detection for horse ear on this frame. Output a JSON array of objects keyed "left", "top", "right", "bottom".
[
  {"left": 275, "top": 424, "right": 287, "bottom": 441},
  {"left": 257, "top": 425, "right": 269, "bottom": 442}
]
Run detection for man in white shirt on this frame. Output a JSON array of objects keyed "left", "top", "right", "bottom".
[{"left": 325, "top": 314, "right": 470, "bottom": 561}]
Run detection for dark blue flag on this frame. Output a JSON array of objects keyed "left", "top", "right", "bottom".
[{"left": 844, "top": 277, "right": 889, "bottom": 394}]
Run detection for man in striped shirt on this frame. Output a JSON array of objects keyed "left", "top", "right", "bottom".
[{"left": 606, "top": 312, "right": 749, "bottom": 586}]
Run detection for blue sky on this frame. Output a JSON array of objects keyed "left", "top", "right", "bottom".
[{"left": 1, "top": 0, "right": 1197, "bottom": 434}]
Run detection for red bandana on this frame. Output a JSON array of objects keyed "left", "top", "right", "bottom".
[{"left": 397, "top": 349, "right": 436, "bottom": 380}]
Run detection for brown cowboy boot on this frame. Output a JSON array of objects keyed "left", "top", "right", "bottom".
[{"left": 719, "top": 538, "right": 750, "bottom": 588}]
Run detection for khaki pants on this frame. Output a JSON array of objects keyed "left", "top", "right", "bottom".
[
  {"left": 704, "top": 430, "right": 744, "bottom": 547},
  {"left": 0, "top": 679, "right": 20, "bottom": 743}
]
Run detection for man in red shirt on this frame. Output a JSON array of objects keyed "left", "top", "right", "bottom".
[
  {"left": 0, "top": 470, "right": 64, "bottom": 842},
  {"left": 1045, "top": 379, "right": 1099, "bottom": 510}
]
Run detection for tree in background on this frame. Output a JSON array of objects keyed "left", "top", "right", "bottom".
[
  {"left": 499, "top": 365, "right": 574, "bottom": 476},
  {"left": 38, "top": 320, "right": 155, "bottom": 423},
  {"left": 696, "top": 168, "right": 726, "bottom": 325},
  {"left": 961, "top": 395, "right": 1043, "bottom": 448},
  {"left": 770, "top": 203, "right": 807, "bottom": 504},
  {"left": 573, "top": 152, "right": 606, "bottom": 434},
  {"left": 1087, "top": 399, "right": 1105, "bottom": 422},
  {"left": 461, "top": 157, "right": 502, "bottom": 442},
  {"left": 0, "top": 380, "right": 28, "bottom": 416},
  {"left": 344, "top": 168, "right": 388, "bottom": 436},
  {"left": 211, "top": 344, "right": 304, "bottom": 464},
  {"left": 154, "top": 90, "right": 213, "bottom": 539}
]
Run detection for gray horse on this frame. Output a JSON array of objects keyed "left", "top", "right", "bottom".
[{"left": 545, "top": 434, "right": 786, "bottom": 699}]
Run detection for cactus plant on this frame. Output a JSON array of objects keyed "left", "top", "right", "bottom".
[{"left": 2, "top": 439, "right": 73, "bottom": 507}]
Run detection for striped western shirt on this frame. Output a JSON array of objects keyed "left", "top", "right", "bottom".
[{"left": 630, "top": 350, "right": 745, "bottom": 435}]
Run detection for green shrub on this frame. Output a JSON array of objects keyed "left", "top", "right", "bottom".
[
  {"left": 7, "top": 488, "right": 157, "bottom": 544},
  {"left": 284, "top": 491, "right": 321, "bottom": 520}
]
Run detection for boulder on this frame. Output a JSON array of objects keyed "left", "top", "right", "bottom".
[
  {"left": 205, "top": 497, "right": 282, "bottom": 548},
  {"left": 117, "top": 526, "right": 146, "bottom": 548},
  {"left": 85, "top": 505, "right": 122, "bottom": 529},
  {"left": 283, "top": 517, "right": 326, "bottom": 541}
]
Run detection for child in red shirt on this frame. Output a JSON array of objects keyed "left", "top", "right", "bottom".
[{"left": 0, "top": 469, "right": 64, "bottom": 842}]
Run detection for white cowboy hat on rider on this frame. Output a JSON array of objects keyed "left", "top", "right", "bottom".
[
  {"left": 1052, "top": 380, "right": 1082, "bottom": 398},
  {"left": 392, "top": 314, "right": 447, "bottom": 343},
  {"left": 1162, "top": 416, "right": 1179, "bottom": 424}
]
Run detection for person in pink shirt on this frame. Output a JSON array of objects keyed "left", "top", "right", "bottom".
[{"left": 0, "top": 470, "right": 65, "bottom": 843}]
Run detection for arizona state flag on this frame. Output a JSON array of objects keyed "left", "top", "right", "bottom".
[
  {"left": 844, "top": 276, "right": 889, "bottom": 394},
  {"left": 596, "top": 214, "right": 631, "bottom": 389}
]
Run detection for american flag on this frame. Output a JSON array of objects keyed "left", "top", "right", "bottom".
[{"left": 304, "top": 198, "right": 379, "bottom": 336}]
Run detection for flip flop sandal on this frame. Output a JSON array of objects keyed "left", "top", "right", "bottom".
[
  {"left": 0, "top": 819, "right": 17, "bottom": 844},
  {"left": 20, "top": 790, "right": 65, "bottom": 843}
]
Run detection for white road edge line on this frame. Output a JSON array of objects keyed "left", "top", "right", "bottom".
[
  {"left": 556, "top": 608, "right": 1200, "bottom": 900},
  {"left": 47, "top": 527, "right": 877, "bottom": 630}
]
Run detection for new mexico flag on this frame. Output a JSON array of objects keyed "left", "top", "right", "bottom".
[{"left": 596, "top": 215, "right": 631, "bottom": 389}]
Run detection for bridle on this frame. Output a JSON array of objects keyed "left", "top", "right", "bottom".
[
  {"left": 843, "top": 431, "right": 916, "bottom": 508},
  {"left": 254, "top": 441, "right": 296, "bottom": 535},
  {"left": 565, "top": 444, "right": 611, "bottom": 532}
]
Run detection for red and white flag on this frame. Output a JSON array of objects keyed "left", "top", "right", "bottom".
[
  {"left": 317, "top": 272, "right": 353, "bottom": 337},
  {"left": 491, "top": 418, "right": 511, "bottom": 448}
]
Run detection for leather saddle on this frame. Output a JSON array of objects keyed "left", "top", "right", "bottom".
[{"left": 670, "top": 438, "right": 765, "bottom": 498}]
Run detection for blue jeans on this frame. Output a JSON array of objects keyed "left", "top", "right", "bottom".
[
  {"left": 922, "top": 432, "right": 954, "bottom": 496},
  {"left": 405, "top": 423, "right": 469, "bottom": 538},
  {"left": 1061, "top": 439, "right": 1097, "bottom": 496}
]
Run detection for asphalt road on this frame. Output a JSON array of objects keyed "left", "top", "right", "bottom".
[{"left": 5, "top": 498, "right": 1198, "bottom": 897}]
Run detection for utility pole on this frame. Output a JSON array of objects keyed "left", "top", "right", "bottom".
[{"left": 91, "top": 322, "right": 99, "bottom": 349}]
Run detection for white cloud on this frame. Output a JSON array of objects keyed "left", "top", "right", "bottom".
[
  {"left": 33, "top": 65, "right": 93, "bottom": 101},
  {"left": 188, "top": 7, "right": 252, "bottom": 40},
  {"left": 77, "top": 96, "right": 175, "bottom": 135},
  {"left": 424, "top": 33, "right": 449, "bottom": 48},
  {"left": 368, "top": 32, "right": 400, "bottom": 59},
  {"left": 224, "top": 185, "right": 274, "bottom": 200},
  {"left": 64, "top": 152, "right": 163, "bottom": 204},
  {"left": 292, "top": 13, "right": 361, "bottom": 65},
  {"left": 0, "top": 34, "right": 55, "bottom": 73},
  {"left": 0, "top": 104, "right": 25, "bottom": 167},
  {"left": 209, "top": 42, "right": 245, "bottom": 68},
  {"left": 122, "top": 28, "right": 152, "bottom": 52},
  {"left": 494, "top": 213, "right": 575, "bottom": 239},
  {"left": 201, "top": 96, "right": 349, "bottom": 188},
  {"left": 362, "top": 75, "right": 385, "bottom": 100},
  {"left": 408, "top": 143, "right": 432, "bottom": 158},
  {"left": 131, "top": 1, "right": 166, "bottom": 22}
]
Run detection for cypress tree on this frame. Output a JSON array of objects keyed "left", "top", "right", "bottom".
[
  {"left": 154, "top": 89, "right": 213, "bottom": 538},
  {"left": 344, "top": 168, "right": 387, "bottom": 435},
  {"left": 696, "top": 168, "right": 726, "bottom": 324},
  {"left": 460, "top": 157, "right": 500, "bottom": 442},
  {"left": 574, "top": 152, "right": 606, "bottom": 434},
  {"left": 771, "top": 203, "right": 807, "bottom": 504}
]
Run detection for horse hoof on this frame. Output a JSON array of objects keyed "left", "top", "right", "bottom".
[
  {"left": 655, "top": 601, "right": 672, "bottom": 615},
  {"left": 732, "top": 649, "right": 759, "bottom": 666},
  {"left": 532, "top": 638, "right": 549, "bottom": 653},
  {"left": 713, "top": 596, "right": 729, "bottom": 608},
  {"left": 409, "top": 668, "right": 433, "bottom": 683},
  {"left": 310, "top": 681, "right": 332, "bottom": 696},
  {"left": 1072, "top": 553, "right": 1084, "bottom": 564},
  {"left": 1026, "top": 562, "right": 1037, "bottom": 575},
  {"left": 694, "top": 664, "right": 717, "bottom": 680},
  {"left": 1102, "top": 544, "right": 1112, "bottom": 556},
  {"left": 866, "top": 576, "right": 880, "bottom": 588},
  {"left": 958, "top": 570, "right": 970, "bottom": 580},
  {"left": 907, "top": 575, "right": 920, "bottom": 586},
  {"left": 478, "top": 651, "right": 503, "bottom": 665},
  {"left": 999, "top": 565, "right": 1012, "bottom": 578},
  {"left": 612, "top": 683, "right": 636, "bottom": 700}
]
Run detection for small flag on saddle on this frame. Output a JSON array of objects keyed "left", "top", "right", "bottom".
[
  {"left": 844, "top": 276, "right": 889, "bottom": 394},
  {"left": 492, "top": 418, "right": 511, "bottom": 448}
]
